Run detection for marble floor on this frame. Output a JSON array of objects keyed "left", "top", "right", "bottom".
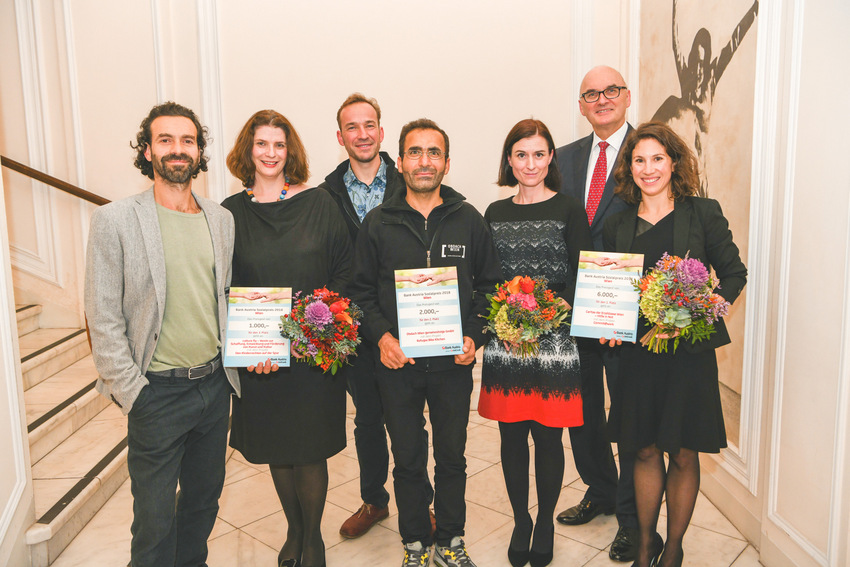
[{"left": 52, "top": 405, "right": 762, "bottom": 567}]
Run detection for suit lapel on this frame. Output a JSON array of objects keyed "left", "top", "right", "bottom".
[
  {"left": 135, "top": 190, "right": 167, "bottom": 319},
  {"left": 616, "top": 212, "right": 638, "bottom": 253},
  {"left": 672, "top": 199, "right": 692, "bottom": 258},
  {"left": 569, "top": 135, "right": 592, "bottom": 202}
]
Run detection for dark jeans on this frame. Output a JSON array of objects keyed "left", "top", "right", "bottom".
[
  {"left": 350, "top": 347, "right": 433, "bottom": 510},
  {"left": 377, "top": 364, "right": 473, "bottom": 547},
  {"left": 347, "top": 346, "right": 391, "bottom": 509},
  {"left": 127, "top": 365, "right": 230, "bottom": 567},
  {"left": 569, "top": 347, "right": 637, "bottom": 529}
]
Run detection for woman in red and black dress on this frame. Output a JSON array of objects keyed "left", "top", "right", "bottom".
[{"left": 479, "top": 119, "right": 593, "bottom": 567}]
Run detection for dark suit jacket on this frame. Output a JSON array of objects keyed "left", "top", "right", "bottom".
[
  {"left": 603, "top": 196, "right": 747, "bottom": 352},
  {"left": 556, "top": 125, "right": 633, "bottom": 250}
]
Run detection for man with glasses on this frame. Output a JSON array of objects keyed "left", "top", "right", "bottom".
[
  {"left": 555, "top": 65, "right": 638, "bottom": 562},
  {"left": 350, "top": 119, "right": 502, "bottom": 567},
  {"left": 319, "top": 93, "right": 435, "bottom": 541}
]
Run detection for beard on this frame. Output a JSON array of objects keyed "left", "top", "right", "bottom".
[
  {"left": 152, "top": 153, "right": 199, "bottom": 184},
  {"left": 349, "top": 142, "right": 380, "bottom": 164},
  {"left": 403, "top": 166, "right": 445, "bottom": 194}
]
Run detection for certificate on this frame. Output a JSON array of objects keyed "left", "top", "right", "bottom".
[
  {"left": 570, "top": 251, "right": 644, "bottom": 342},
  {"left": 394, "top": 267, "right": 464, "bottom": 358},
  {"left": 223, "top": 287, "right": 291, "bottom": 367}
]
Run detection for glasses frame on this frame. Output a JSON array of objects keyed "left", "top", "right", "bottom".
[
  {"left": 580, "top": 86, "right": 628, "bottom": 103},
  {"left": 404, "top": 148, "right": 444, "bottom": 161}
]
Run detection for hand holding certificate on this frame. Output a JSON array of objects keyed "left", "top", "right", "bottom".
[
  {"left": 224, "top": 287, "right": 292, "bottom": 368},
  {"left": 394, "top": 267, "right": 464, "bottom": 359},
  {"left": 570, "top": 251, "right": 644, "bottom": 342}
]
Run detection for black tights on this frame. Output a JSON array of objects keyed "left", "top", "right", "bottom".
[
  {"left": 269, "top": 461, "right": 328, "bottom": 567},
  {"left": 499, "top": 421, "right": 564, "bottom": 554},
  {"left": 633, "top": 445, "right": 699, "bottom": 567}
]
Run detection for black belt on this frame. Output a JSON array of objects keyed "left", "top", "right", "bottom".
[{"left": 147, "top": 354, "right": 222, "bottom": 380}]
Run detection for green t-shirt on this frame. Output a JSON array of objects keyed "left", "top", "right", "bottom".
[{"left": 147, "top": 204, "right": 220, "bottom": 372}]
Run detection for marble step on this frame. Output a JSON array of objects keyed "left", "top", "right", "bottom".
[
  {"left": 16, "top": 303, "right": 43, "bottom": 336},
  {"left": 20, "top": 328, "right": 91, "bottom": 390},
  {"left": 26, "top": 403, "right": 129, "bottom": 567},
  {"left": 25, "top": 355, "right": 109, "bottom": 464}
]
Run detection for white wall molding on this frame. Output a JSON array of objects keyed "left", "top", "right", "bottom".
[
  {"left": 570, "top": 0, "right": 592, "bottom": 140},
  {"left": 0, "top": 169, "right": 29, "bottom": 552},
  {"left": 828, "top": 195, "right": 850, "bottom": 565},
  {"left": 712, "top": 0, "right": 781, "bottom": 493},
  {"left": 765, "top": 0, "right": 830, "bottom": 563},
  {"left": 625, "top": 0, "right": 640, "bottom": 127},
  {"left": 11, "top": 0, "right": 60, "bottom": 287},
  {"left": 196, "top": 0, "right": 227, "bottom": 203},
  {"left": 150, "top": 0, "right": 165, "bottom": 102}
]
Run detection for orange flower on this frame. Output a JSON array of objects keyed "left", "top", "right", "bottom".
[
  {"left": 494, "top": 289, "right": 508, "bottom": 302},
  {"left": 335, "top": 312, "right": 353, "bottom": 325},
  {"left": 519, "top": 276, "right": 535, "bottom": 294},
  {"left": 329, "top": 300, "right": 347, "bottom": 314},
  {"left": 506, "top": 275, "right": 523, "bottom": 295}
]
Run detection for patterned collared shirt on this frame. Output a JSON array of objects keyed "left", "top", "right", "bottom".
[{"left": 344, "top": 160, "right": 387, "bottom": 222}]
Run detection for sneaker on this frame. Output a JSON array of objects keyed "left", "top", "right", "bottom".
[
  {"left": 402, "top": 541, "right": 431, "bottom": 567},
  {"left": 434, "top": 537, "right": 477, "bottom": 567}
]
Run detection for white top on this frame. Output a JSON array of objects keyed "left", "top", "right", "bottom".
[{"left": 582, "top": 122, "right": 630, "bottom": 206}]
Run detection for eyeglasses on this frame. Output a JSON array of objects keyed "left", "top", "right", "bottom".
[
  {"left": 580, "top": 86, "right": 628, "bottom": 103},
  {"left": 404, "top": 148, "right": 444, "bottom": 160}
]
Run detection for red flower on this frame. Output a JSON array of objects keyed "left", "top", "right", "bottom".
[{"left": 519, "top": 276, "right": 535, "bottom": 294}]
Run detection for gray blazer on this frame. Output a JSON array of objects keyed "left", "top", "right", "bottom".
[{"left": 84, "top": 188, "right": 239, "bottom": 414}]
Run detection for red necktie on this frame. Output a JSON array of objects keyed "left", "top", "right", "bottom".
[{"left": 586, "top": 141, "right": 609, "bottom": 225}]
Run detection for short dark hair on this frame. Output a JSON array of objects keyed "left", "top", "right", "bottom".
[
  {"left": 336, "top": 93, "right": 381, "bottom": 129},
  {"left": 226, "top": 110, "right": 309, "bottom": 187},
  {"left": 614, "top": 122, "right": 700, "bottom": 205},
  {"left": 132, "top": 102, "right": 209, "bottom": 180},
  {"left": 398, "top": 118, "right": 450, "bottom": 159},
  {"left": 497, "top": 118, "right": 560, "bottom": 191}
]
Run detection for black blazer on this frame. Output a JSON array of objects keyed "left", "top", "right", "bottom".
[
  {"left": 556, "top": 125, "right": 633, "bottom": 250},
  {"left": 603, "top": 196, "right": 747, "bottom": 352}
]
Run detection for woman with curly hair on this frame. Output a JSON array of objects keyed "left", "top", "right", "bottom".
[{"left": 603, "top": 122, "right": 747, "bottom": 567}]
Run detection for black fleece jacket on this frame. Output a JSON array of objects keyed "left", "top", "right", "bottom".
[
  {"left": 318, "top": 152, "right": 405, "bottom": 243},
  {"left": 350, "top": 184, "right": 504, "bottom": 372}
]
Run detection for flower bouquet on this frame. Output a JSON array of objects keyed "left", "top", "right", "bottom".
[
  {"left": 280, "top": 287, "right": 363, "bottom": 374},
  {"left": 483, "top": 275, "right": 571, "bottom": 357},
  {"left": 634, "top": 253, "right": 731, "bottom": 353}
]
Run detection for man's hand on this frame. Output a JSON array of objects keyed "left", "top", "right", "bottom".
[
  {"left": 247, "top": 358, "right": 279, "bottom": 374},
  {"left": 454, "top": 336, "right": 477, "bottom": 365},
  {"left": 378, "top": 332, "right": 413, "bottom": 369}
]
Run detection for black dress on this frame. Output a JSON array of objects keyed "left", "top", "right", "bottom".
[
  {"left": 222, "top": 188, "right": 352, "bottom": 465},
  {"left": 478, "top": 193, "right": 592, "bottom": 427},
  {"left": 608, "top": 212, "right": 727, "bottom": 454}
]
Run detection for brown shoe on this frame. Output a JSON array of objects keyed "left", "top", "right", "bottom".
[{"left": 339, "top": 503, "right": 389, "bottom": 538}]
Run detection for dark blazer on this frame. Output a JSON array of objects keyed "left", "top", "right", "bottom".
[
  {"left": 556, "top": 125, "right": 633, "bottom": 250},
  {"left": 603, "top": 196, "right": 747, "bottom": 352}
]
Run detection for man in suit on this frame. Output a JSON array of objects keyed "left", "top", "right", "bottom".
[
  {"left": 555, "top": 65, "right": 638, "bottom": 561},
  {"left": 319, "top": 94, "right": 434, "bottom": 540},
  {"left": 85, "top": 102, "right": 238, "bottom": 567}
]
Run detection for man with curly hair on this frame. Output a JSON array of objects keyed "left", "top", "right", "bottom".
[{"left": 85, "top": 102, "right": 238, "bottom": 567}]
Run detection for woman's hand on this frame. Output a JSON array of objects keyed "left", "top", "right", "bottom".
[
  {"left": 247, "top": 358, "right": 279, "bottom": 374},
  {"left": 599, "top": 336, "right": 622, "bottom": 348}
]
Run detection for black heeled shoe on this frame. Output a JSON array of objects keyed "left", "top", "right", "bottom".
[
  {"left": 508, "top": 545, "right": 530, "bottom": 567},
  {"left": 658, "top": 546, "right": 683, "bottom": 567},
  {"left": 528, "top": 525, "right": 554, "bottom": 567},
  {"left": 629, "top": 533, "right": 664, "bottom": 567}
]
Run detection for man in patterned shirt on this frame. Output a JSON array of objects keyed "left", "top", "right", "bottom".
[{"left": 319, "top": 93, "right": 433, "bottom": 539}]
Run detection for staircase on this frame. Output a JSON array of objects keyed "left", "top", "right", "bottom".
[{"left": 17, "top": 304, "right": 129, "bottom": 567}]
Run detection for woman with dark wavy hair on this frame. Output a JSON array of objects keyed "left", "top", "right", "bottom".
[
  {"left": 603, "top": 122, "right": 747, "bottom": 567},
  {"left": 478, "top": 118, "right": 593, "bottom": 567},
  {"left": 222, "top": 110, "right": 352, "bottom": 567}
]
